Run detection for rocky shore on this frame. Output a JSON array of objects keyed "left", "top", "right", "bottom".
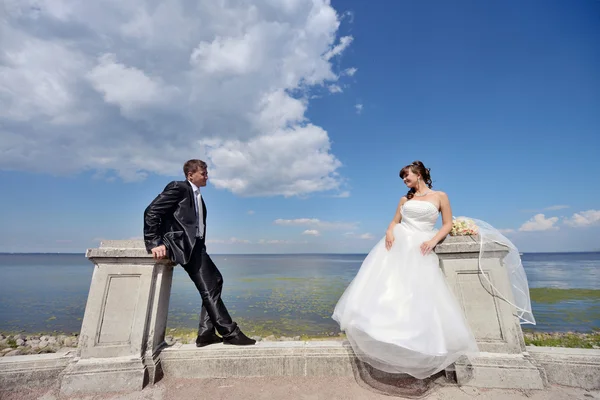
[
  {"left": 0, "top": 332, "right": 324, "bottom": 357},
  {"left": 1, "top": 331, "right": 597, "bottom": 357},
  {"left": 0, "top": 333, "right": 79, "bottom": 357}
]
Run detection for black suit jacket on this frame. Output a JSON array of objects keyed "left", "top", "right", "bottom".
[{"left": 144, "top": 180, "right": 206, "bottom": 265}]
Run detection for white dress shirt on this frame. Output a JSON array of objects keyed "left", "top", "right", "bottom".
[{"left": 189, "top": 181, "right": 204, "bottom": 238}]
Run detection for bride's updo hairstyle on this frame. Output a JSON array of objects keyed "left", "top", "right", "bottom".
[{"left": 399, "top": 161, "right": 433, "bottom": 200}]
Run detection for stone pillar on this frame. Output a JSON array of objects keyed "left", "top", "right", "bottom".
[
  {"left": 59, "top": 240, "right": 174, "bottom": 396},
  {"left": 435, "top": 235, "right": 547, "bottom": 389}
]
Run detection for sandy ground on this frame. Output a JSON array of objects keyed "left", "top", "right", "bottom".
[{"left": 1, "top": 376, "right": 599, "bottom": 400}]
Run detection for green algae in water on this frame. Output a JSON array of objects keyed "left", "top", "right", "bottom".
[
  {"left": 530, "top": 288, "right": 600, "bottom": 304},
  {"left": 523, "top": 331, "right": 600, "bottom": 349}
]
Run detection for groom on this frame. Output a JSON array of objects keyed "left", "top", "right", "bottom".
[{"left": 143, "top": 159, "right": 255, "bottom": 347}]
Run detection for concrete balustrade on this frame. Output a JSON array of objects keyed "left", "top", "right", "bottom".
[{"left": 1, "top": 237, "right": 598, "bottom": 394}]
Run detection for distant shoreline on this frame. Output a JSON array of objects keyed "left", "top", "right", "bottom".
[{"left": 2, "top": 251, "right": 600, "bottom": 256}]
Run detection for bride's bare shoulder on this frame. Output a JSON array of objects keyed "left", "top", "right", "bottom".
[{"left": 433, "top": 191, "right": 449, "bottom": 202}]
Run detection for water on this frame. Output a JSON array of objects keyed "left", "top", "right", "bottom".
[{"left": 0, "top": 252, "right": 598, "bottom": 335}]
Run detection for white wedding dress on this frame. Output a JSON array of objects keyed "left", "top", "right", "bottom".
[{"left": 332, "top": 200, "right": 479, "bottom": 379}]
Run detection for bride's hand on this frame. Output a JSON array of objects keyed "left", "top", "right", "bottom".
[
  {"left": 385, "top": 231, "right": 395, "bottom": 250},
  {"left": 420, "top": 240, "right": 437, "bottom": 256}
]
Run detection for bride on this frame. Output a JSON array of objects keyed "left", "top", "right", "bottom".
[{"left": 332, "top": 160, "right": 535, "bottom": 379}]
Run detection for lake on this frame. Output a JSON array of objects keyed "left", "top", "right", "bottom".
[{"left": 0, "top": 252, "right": 598, "bottom": 336}]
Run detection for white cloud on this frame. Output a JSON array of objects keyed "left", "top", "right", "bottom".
[
  {"left": 274, "top": 218, "right": 357, "bottom": 230},
  {"left": 302, "top": 229, "right": 320, "bottom": 236},
  {"left": 0, "top": 0, "right": 353, "bottom": 196},
  {"left": 86, "top": 54, "right": 179, "bottom": 117},
  {"left": 343, "top": 67, "right": 357, "bottom": 76},
  {"left": 207, "top": 125, "right": 342, "bottom": 197},
  {"left": 545, "top": 205, "right": 570, "bottom": 211},
  {"left": 328, "top": 84, "right": 343, "bottom": 93},
  {"left": 324, "top": 36, "right": 353, "bottom": 60},
  {"left": 343, "top": 232, "right": 375, "bottom": 240},
  {"left": 258, "top": 239, "right": 295, "bottom": 244},
  {"left": 518, "top": 214, "right": 559, "bottom": 232},
  {"left": 564, "top": 209, "right": 600, "bottom": 228},
  {"left": 498, "top": 229, "right": 515, "bottom": 234},
  {"left": 206, "top": 237, "right": 251, "bottom": 244},
  {"left": 520, "top": 205, "right": 570, "bottom": 213},
  {"left": 355, "top": 103, "right": 363, "bottom": 114}
]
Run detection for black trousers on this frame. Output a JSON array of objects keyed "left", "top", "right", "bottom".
[{"left": 182, "top": 239, "right": 239, "bottom": 339}]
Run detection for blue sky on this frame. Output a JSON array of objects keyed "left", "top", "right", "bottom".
[{"left": 1, "top": 0, "right": 598, "bottom": 253}]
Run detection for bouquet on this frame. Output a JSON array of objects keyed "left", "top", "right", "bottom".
[{"left": 450, "top": 217, "right": 479, "bottom": 236}]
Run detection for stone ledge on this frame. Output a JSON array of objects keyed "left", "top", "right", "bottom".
[
  {"left": 85, "top": 240, "right": 175, "bottom": 263},
  {"left": 0, "top": 351, "right": 75, "bottom": 389},
  {"left": 454, "top": 351, "right": 547, "bottom": 389},
  {"left": 435, "top": 235, "right": 509, "bottom": 255},
  {"left": 526, "top": 346, "right": 600, "bottom": 390},
  {"left": 2, "top": 342, "right": 600, "bottom": 391},
  {"left": 159, "top": 341, "right": 356, "bottom": 378},
  {"left": 59, "top": 356, "right": 148, "bottom": 396}
]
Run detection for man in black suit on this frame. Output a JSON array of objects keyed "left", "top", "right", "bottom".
[{"left": 144, "top": 159, "right": 255, "bottom": 346}]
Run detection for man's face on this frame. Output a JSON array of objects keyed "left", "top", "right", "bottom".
[{"left": 188, "top": 168, "right": 208, "bottom": 187}]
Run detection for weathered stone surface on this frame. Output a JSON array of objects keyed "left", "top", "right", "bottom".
[
  {"left": 160, "top": 341, "right": 356, "bottom": 378},
  {"left": 454, "top": 352, "right": 547, "bottom": 389},
  {"left": 527, "top": 346, "right": 600, "bottom": 390},
  {"left": 0, "top": 352, "right": 74, "bottom": 388},
  {"left": 60, "top": 239, "right": 174, "bottom": 395},
  {"left": 60, "top": 356, "right": 146, "bottom": 396},
  {"left": 2, "top": 342, "right": 600, "bottom": 391}
]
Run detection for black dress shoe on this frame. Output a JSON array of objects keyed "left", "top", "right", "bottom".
[
  {"left": 223, "top": 331, "right": 256, "bottom": 346},
  {"left": 196, "top": 334, "right": 223, "bottom": 347}
]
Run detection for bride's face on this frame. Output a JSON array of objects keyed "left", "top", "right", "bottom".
[{"left": 402, "top": 169, "right": 420, "bottom": 189}]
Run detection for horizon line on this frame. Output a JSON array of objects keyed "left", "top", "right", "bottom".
[{"left": 1, "top": 251, "right": 599, "bottom": 255}]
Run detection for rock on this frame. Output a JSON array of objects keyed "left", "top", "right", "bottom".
[
  {"left": 0, "top": 339, "right": 7, "bottom": 346},
  {"left": 14, "top": 334, "right": 26, "bottom": 341},
  {"left": 63, "top": 338, "right": 75, "bottom": 347},
  {"left": 264, "top": 335, "right": 276, "bottom": 341},
  {"left": 47, "top": 337, "right": 57, "bottom": 344},
  {"left": 250, "top": 336, "right": 262, "bottom": 342},
  {"left": 38, "top": 347, "right": 55, "bottom": 354},
  {"left": 5, "top": 349, "right": 23, "bottom": 356},
  {"left": 165, "top": 336, "right": 176, "bottom": 345},
  {"left": 38, "top": 341, "right": 49, "bottom": 349},
  {"left": 40, "top": 336, "right": 49, "bottom": 341},
  {"left": 0, "top": 334, "right": 5, "bottom": 340},
  {"left": 1, "top": 348, "right": 13, "bottom": 355},
  {"left": 279, "top": 336, "right": 293, "bottom": 342},
  {"left": 293, "top": 336, "right": 301, "bottom": 341},
  {"left": 16, "top": 339, "right": 25, "bottom": 346}
]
